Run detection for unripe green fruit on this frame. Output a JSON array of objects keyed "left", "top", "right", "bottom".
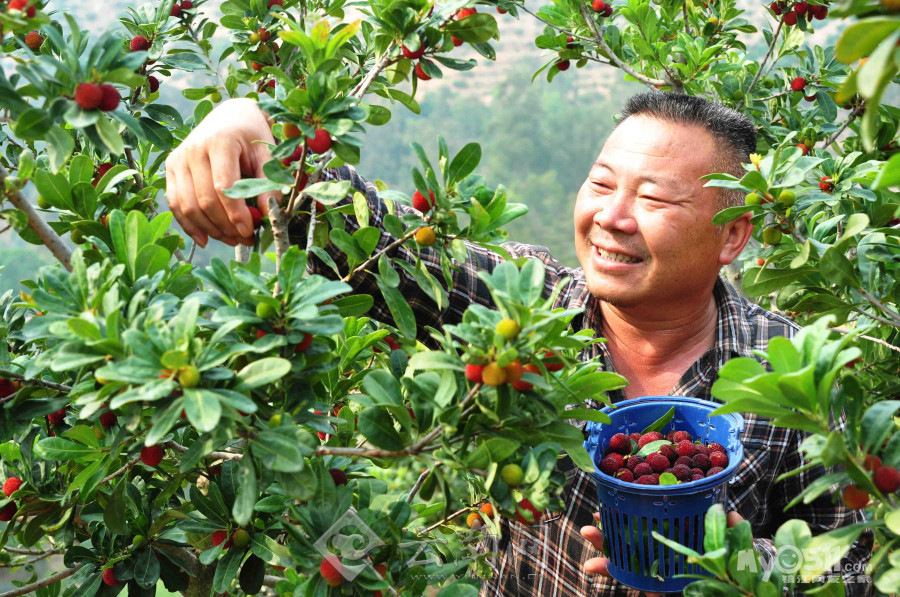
[
  {"left": 133, "top": 535, "right": 148, "bottom": 549},
  {"left": 37, "top": 195, "right": 51, "bottom": 209},
  {"left": 249, "top": 32, "right": 261, "bottom": 44},
  {"left": 501, "top": 463, "right": 524, "bottom": 488},
  {"left": 269, "top": 413, "right": 283, "bottom": 428},
  {"left": 495, "top": 318, "right": 520, "bottom": 340},
  {"left": 777, "top": 189, "right": 797, "bottom": 206},
  {"left": 179, "top": 365, "right": 201, "bottom": 388},
  {"left": 232, "top": 528, "right": 251, "bottom": 548},
  {"left": 256, "top": 302, "right": 276, "bottom": 319},
  {"left": 733, "top": 90, "right": 744, "bottom": 100},
  {"left": 744, "top": 193, "right": 761, "bottom": 206},
  {"left": 762, "top": 227, "right": 783, "bottom": 245},
  {"left": 209, "top": 91, "right": 222, "bottom": 102}
]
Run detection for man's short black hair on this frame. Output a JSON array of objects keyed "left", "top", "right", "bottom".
[{"left": 615, "top": 92, "right": 758, "bottom": 209}]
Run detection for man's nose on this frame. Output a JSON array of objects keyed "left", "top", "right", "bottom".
[{"left": 593, "top": 191, "right": 638, "bottom": 235}]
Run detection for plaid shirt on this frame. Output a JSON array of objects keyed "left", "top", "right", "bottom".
[{"left": 291, "top": 165, "right": 873, "bottom": 597}]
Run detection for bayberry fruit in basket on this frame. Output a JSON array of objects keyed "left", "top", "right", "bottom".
[
  {"left": 692, "top": 454, "right": 711, "bottom": 472},
  {"left": 600, "top": 455, "right": 624, "bottom": 476},
  {"left": 647, "top": 453, "right": 669, "bottom": 473},
  {"left": 628, "top": 432, "right": 641, "bottom": 443},
  {"left": 633, "top": 462, "right": 653, "bottom": 477},
  {"left": 626, "top": 455, "right": 644, "bottom": 471},
  {"left": 666, "top": 430, "right": 678, "bottom": 443},
  {"left": 672, "top": 464, "right": 692, "bottom": 481},
  {"left": 709, "top": 451, "right": 728, "bottom": 469},
  {"left": 691, "top": 473, "right": 704, "bottom": 481},
  {"left": 675, "top": 441, "right": 695, "bottom": 458},
  {"left": 637, "top": 432, "right": 664, "bottom": 448},
  {"left": 692, "top": 467, "right": 703, "bottom": 477},
  {"left": 707, "top": 466, "right": 724, "bottom": 477},
  {"left": 694, "top": 444, "right": 709, "bottom": 457},
  {"left": 608, "top": 433, "right": 631, "bottom": 454},
  {"left": 659, "top": 444, "right": 677, "bottom": 462},
  {"left": 674, "top": 456, "right": 692, "bottom": 468},
  {"left": 616, "top": 469, "right": 634, "bottom": 483},
  {"left": 673, "top": 430, "right": 692, "bottom": 443},
  {"left": 637, "top": 474, "right": 660, "bottom": 485},
  {"left": 708, "top": 442, "right": 726, "bottom": 454}
]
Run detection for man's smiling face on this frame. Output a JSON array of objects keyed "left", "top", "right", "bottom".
[{"left": 574, "top": 115, "right": 732, "bottom": 310}]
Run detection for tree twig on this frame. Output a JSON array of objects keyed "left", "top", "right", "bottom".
[
  {"left": 739, "top": 18, "right": 784, "bottom": 108},
  {"left": 822, "top": 102, "right": 865, "bottom": 149},
  {"left": 828, "top": 327, "right": 900, "bottom": 354},
  {"left": 417, "top": 505, "right": 472, "bottom": 536},
  {"left": 340, "top": 228, "right": 418, "bottom": 283},
  {"left": 0, "top": 563, "right": 83, "bottom": 597},
  {"left": 859, "top": 288, "right": 900, "bottom": 328},
  {"left": 0, "top": 164, "right": 72, "bottom": 271},
  {"left": 99, "top": 456, "right": 141, "bottom": 485}
]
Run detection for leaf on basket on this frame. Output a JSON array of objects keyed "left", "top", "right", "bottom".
[{"left": 640, "top": 406, "right": 675, "bottom": 435}]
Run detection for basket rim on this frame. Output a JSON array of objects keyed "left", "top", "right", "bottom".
[{"left": 585, "top": 395, "right": 745, "bottom": 494}]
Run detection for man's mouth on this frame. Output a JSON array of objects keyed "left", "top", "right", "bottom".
[{"left": 594, "top": 246, "right": 642, "bottom": 264}]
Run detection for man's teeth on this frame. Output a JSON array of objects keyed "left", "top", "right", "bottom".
[{"left": 597, "top": 248, "right": 640, "bottom": 263}]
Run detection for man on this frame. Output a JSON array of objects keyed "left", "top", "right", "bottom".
[{"left": 165, "top": 92, "right": 872, "bottom": 595}]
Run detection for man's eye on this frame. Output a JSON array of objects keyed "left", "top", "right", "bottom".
[{"left": 591, "top": 181, "right": 611, "bottom": 190}]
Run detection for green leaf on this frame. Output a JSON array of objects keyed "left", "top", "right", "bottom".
[
  {"left": 563, "top": 408, "right": 611, "bottom": 424},
  {"left": 34, "top": 437, "right": 96, "bottom": 460},
  {"left": 183, "top": 388, "right": 222, "bottom": 433},
  {"left": 407, "top": 351, "right": 464, "bottom": 372},
  {"left": 835, "top": 18, "right": 900, "bottom": 63},
  {"left": 798, "top": 525, "right": 866, "bottom": 577},
  {"left": 377, "top": 280, "right": 416, "bottom": 339},
  {"left": 304, "top": 180, "right": 352, "bottom": 205},
  {"left": 640, "top": 407, "right": 675, "bottom": 434},
  {"left": 361, "top": 369, "right": 405, "bottom": 407},
  {"left": 435, "top": 582, "right": 480, "bottom": 597},
  {"left": 860, "top": 401, "right": 900, "bottom": 455},
  {"left": 233, "top": 357, "right": 292, "bottom": 392},
  {"left": 659, "top": 472, "right": 679, "bottom": 485},
  {"left": 250, "top": 533, "right": 291, "bottom": 566},
  {"left": 12, "top": 108, "right": 51, "bottom": 139},
  {"left": 712, "top": 206, "right": 754, "bottom": 226},
  {"left": 636, "top": 439, "right": 671, "bottom": 457},
  {"left": 444, "top": 13, "right": 499, "bottom": 43},
  {"left": 45, "top": 127, "right": 75, "bottom": 173},
  {"left": 94, "top": 115, "right": 124, "bottom": 155},
  {"left": 447, "top": 143, "right": 481, "bottom": 183},
  {"left": 703, "top": 504, "right": 727, "bottom": 553},
  {"left": 774, "top": 519, "right": 812, "bottom": 552},
  {"left": 358, "top": 406, "right": 404, "bottom": 451},
  {"left": 104, "top": 480, "right": 128, "bottom": 535},
  {"left": 233, "top": 458, "right": 257, "bottom": 526},
  {"left": 133, "top": 548, "right": 161, "bottom": 588},
  {"left": 213, "top": 546, "right": 244, "bottom": 593}
]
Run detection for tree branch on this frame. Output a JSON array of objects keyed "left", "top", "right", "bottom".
[
  {"left": 0, "top": 563, "right": 83, "bottom": 597},
  {"left": 822, "top": 102, "right": 865, "bottom": 150},
  {"left": 578, "top": 0, "right": 666, "bottom": 89},
  {"left": 859, "top": 288, "right": 900, "bottom": 328},
  {"left": 340, "top": 228, "right": 418, "bottom": 283},
  {"left": 0, "top": 164, "right": 72, "bottom": 271},
  {"left": 1, "top": 371, "right": 72, "bottom": 393},
  {"left": 829, "top": 327, "right": 900, "bottom": 354},
  {"left": 99, "top": 456, "right": 141, "bottom": 485},
  {"left": 739, "top": 18, "right": 784, "bottom": 108}
]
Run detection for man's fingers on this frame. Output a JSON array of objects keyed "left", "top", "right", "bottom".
[
  {"left": 727, "top": 511, "right": 744, "bottom": 527},
  {"left": 209, "top": 142, "right": 253, "bottom": 238},
  {"left": 166, "top": 159, "right": 206, "bottom": 248},
  {"left": 189, "top": 147, "right": 242, "bottom": 241},
  {"left": 584, "top": 556, "right": 610, "bottom": 576},
  {"left": 175, "top": 165, "right": 223, "bottom": 248},
  {"left": 580, "top": 524, "right": 604, "bottom": 552}
]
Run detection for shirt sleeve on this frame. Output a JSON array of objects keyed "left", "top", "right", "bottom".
[
  {"left": 286, "top": 165, "right": 575, "bottom": 343},
  {"left": 766, "top": 422, "right": 874, "bottom": 596}
]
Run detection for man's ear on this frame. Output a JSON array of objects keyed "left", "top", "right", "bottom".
[{"left": 719, "top": 212, "right": 754, "bottom": 266}]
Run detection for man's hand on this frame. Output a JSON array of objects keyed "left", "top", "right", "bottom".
[
  {"left": 581, "top": 510, "right": 744, "bottom": 596},
  {"left": 165, "top": 98, "right": 280, "bottom": 248}
]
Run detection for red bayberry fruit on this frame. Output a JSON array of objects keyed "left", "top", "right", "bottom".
[
  {"left": 819, "top": 176, "right": 833, "bottom": 192},
  {"left": 600, "top": 455, "right": 624, "bottom": 476},
  {"left": 130, "top": 35, "right": 150, "bottom": 52},
  {"left": 811, "top": 4, "right": 827, "bottom": 18},
  {"left": 864, "top": 454, "right": 883, "bottom": 472},
  {"left": 694, "top": 444, "right": 709, "bottom": 457},
  {"left": 647, "top": 453, "right": 669, "bottom": 473},
  {"left": 615, "top": 469, "right": 634, "bottom": 483},
  {"left": 795, "top": 1, "right": 809, "bottom": 14},
  {"left": 709, "top": 451, "right": 728, "bottom": 468},
  {"left": 140, "top": 445, "right": 164, "bottom": 467},
  {"left": 401, "top": 41, "right": 426, "bottom": 60},
  {"left": 515, "top": 498, "right": 543, "bottom": 525},
  {"left": 637, "top": 474, "right": 659, "bottom": 485},
  {"left": 676, "top": 441, "right": 696, "bottom": 458},
  {"left": 691, "top": 473, "right": 705, "bottom": 481},
  {"left": 25, "top": 30, "right": 42, "bottom": 49},
  {"left": 556, "top": 60, "right": 570, "bottom": 71},
  {"left": 9, "top": 0, "right": 35, "bottom": 17},
  {"left": 412, "top": 189, "right": 436, "bottom": 212},
  {"left": 543, "top": 350, "right": 565, "bottom": 372},
  {"left": 248, "top": 206, "right": 263, "bottom": 229},
  {"left": 75, "top": 82, "right": 103, "bottom": 110},
  {"left": 0, "top": 502, "right": 16, "bottom": 521},
  {"left": 212, "top": 530, "right": 229, "bottom": 546},
  {"left": 306, "top": 128, "right": 332, "bottom": 154},
  {"left": 147, "top": 75, "right": 160, "bottom": 93},
  {"left": 782, "top": 10, "right": 797, "bottom": 25},
  {"left": 320, "top": 555, "right": 345, "bottom": 585},
  {"left": 608, "top": 433, "right": 631, "bottom": 455},
  {"left": 633, "top": 462, "right": 652, "bottom": 477},
  {"left": 465, "top": 363, "right": 485, "bottom": 383},
  {"left": 692, "top": 467, "right": 703, "bottom": 476},
  {"left": 672, "top": 464, "right": 692, "bottom": 481},
  {"left": 708, "top": 442, "right": 725, "bottom": 453},
  {"left": 268, "top": 0, "right": 283, "bottom": 6},
  {"left": 102, "top": 568, "right": 118, "bottom": 587},
  {"left": 181, "top": 0, "right": 194, "bottom": 8},
  {"left": 456, "top": 7, "right": 477, "bottom": 18},
  {"left": 451, "top": 36, "right": 463, "bottom": 47},
  {"left": 47, "top": 409, "right": 66, "bottom": 425},
  {"left": 329, "top": 468, "right": 348, "bottom": 486},
  {"left": 757, "top": 258, "right": 766, "bottom": 266},
  {"left": 628, "top": 432, "right": 641, "bottom": 443},
  {"left": 99, "top": 411, "right": 117, "bottom": 428},
  {"left": 665, "top": 430, "right": 678, "bottom": 443},
  {"left": 3, "top": 477, "right": 22, "bottom": 497},
  {"left": 637, "top": 432, "right": 664, "bottom": 448},
  {"left": 511, "top": 363, "right": 539, "bottom": 391},
  {"left": 790, "top": 76, "right": 807, "bottom": 92},
  {"left": 874, "top": 466, "right": 900, "bottom": 493},
  {"left": 384, "top": 337, "right": 401, "bottom": 351},
  {"left": 770, "top": 0, "right": 782, "bottom": 14},
  {"left": 171, "top": 3, "right": 181, "bottom": 16},
  {"left": 414, "top": 60, "right": 433, "bottom": 81},
  {"left": 843, "top": 485, "right": 869, "bottom": 509},
  {"left": 627, "top": 455, "right": 645, "bottom": 471},
  {"left": 659, "top": 444, "right": 677, "bottom": 462},
  {"left": 692, "top": 453, "right": 711, "bottom": 471},
  {"left": 591, "top": 0, "right": 606, "bottom": 11},
  {"left": 706, "top": 466, "right": 725, "bottom": 477},
  {"left": 673, "top": 430, "right": 691, "bottom": 442},
  {"left": 295, "top": 332, "right": 313, "bottom": 353},
  {"left": 99, "top": 84, "right": 120, "bottom": 111},
  {"left": 675, "top": 456, "right": 693, "bottom": 468}
]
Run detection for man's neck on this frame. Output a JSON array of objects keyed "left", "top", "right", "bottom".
[{"left": 599, "top": 294, "right": 719, "bottom": 371}]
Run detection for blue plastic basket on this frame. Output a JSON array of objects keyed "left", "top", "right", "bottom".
[{"left": 583, "top": 396, "right": 745, "bottom": 594}]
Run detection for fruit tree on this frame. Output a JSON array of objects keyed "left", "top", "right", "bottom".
[{"left": 0, "top": 0, "right": 897, "bottom": 594}]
